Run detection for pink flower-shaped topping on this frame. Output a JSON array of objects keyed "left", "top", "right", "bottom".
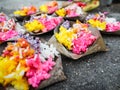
[
  {"left": 38, "top": 16, "right": 62, "bottom": 31},
  {"left": 42, "top": 56, "right": 55, "bottom": 72},
  {"left": 106, "top": 22, "right": 120, "bottom": 32},
  {"left": 72, "top": 31, "right": 96, "bottom": 54},
  {"left": 0, "top": 30, "right": 17, "bottom": 42},
  {"left": 26, "top": 54, "right": 55, "bottom": 87},
  {"left": 48, "top": 6, "right": 58, "bottom": 14}
]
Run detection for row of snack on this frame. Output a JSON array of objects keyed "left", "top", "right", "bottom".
[
  {"left": 12, "top": 1, "right": 120, "bottom": 35},
  {"left": 0, "top": 1, "right": 120, "bottom": 90}
]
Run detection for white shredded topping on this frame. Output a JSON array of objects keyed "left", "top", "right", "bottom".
[
  {"left": 19, "top": 70, "right": 25, "bottom": 76},
  {"left": 10, "top": 56, "right": 15, "bottom": 60},
  {"left": 16, "top": 63, "right": 21, "bottom": 71},
  {"left": 76, "top": 6, "right": 83, "bottom": 15},
  {"left": 40, "top": 42, "right": 59, "bottom": 60},
  {"left": 4, "top": 73, "right": 15, "bottom": 78},
  {"left": 105, "top": 17, "right": 117, "bottom": 23},
  {"left": 19, "top": 48, "right": 23, "bottom": 59},
  {"left": 16, "top": 23, "right": 26, "bottom": 34},
  {"left": 24, "top": 46, "right": 29, "bottom": 53}
]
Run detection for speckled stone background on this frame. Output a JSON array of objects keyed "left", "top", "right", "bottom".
[{"left": 0, "top": 0, "right": 120, "bottom": 90}]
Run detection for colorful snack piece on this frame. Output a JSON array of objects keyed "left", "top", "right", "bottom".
[
  {"left": 0, "top": 34, "right": 61, "bottom": 90},
  {"left": 0, "top": 13, "right": 17, "bottom": 43},
  {"left": 56, "top": 3, "right": 83, "bottom": 17},
  {"left": 14, "top": 6, "right": 37, "bottom": 16},
  {"left": 39, "top": 1, "right": 58, "bottom": 14},
  {"left": 55, "top": 20, "right": 96, "bottom": 54},
  {"left": 24, "top": 14, "right": 62, "bottom": 34},
  {"left": 87, "top": 12, "right": 120, "bottom": 32}
]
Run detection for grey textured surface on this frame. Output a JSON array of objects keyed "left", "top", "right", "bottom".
[{"left": 0, "top": 0, "right": 120, "bottom": 90}]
